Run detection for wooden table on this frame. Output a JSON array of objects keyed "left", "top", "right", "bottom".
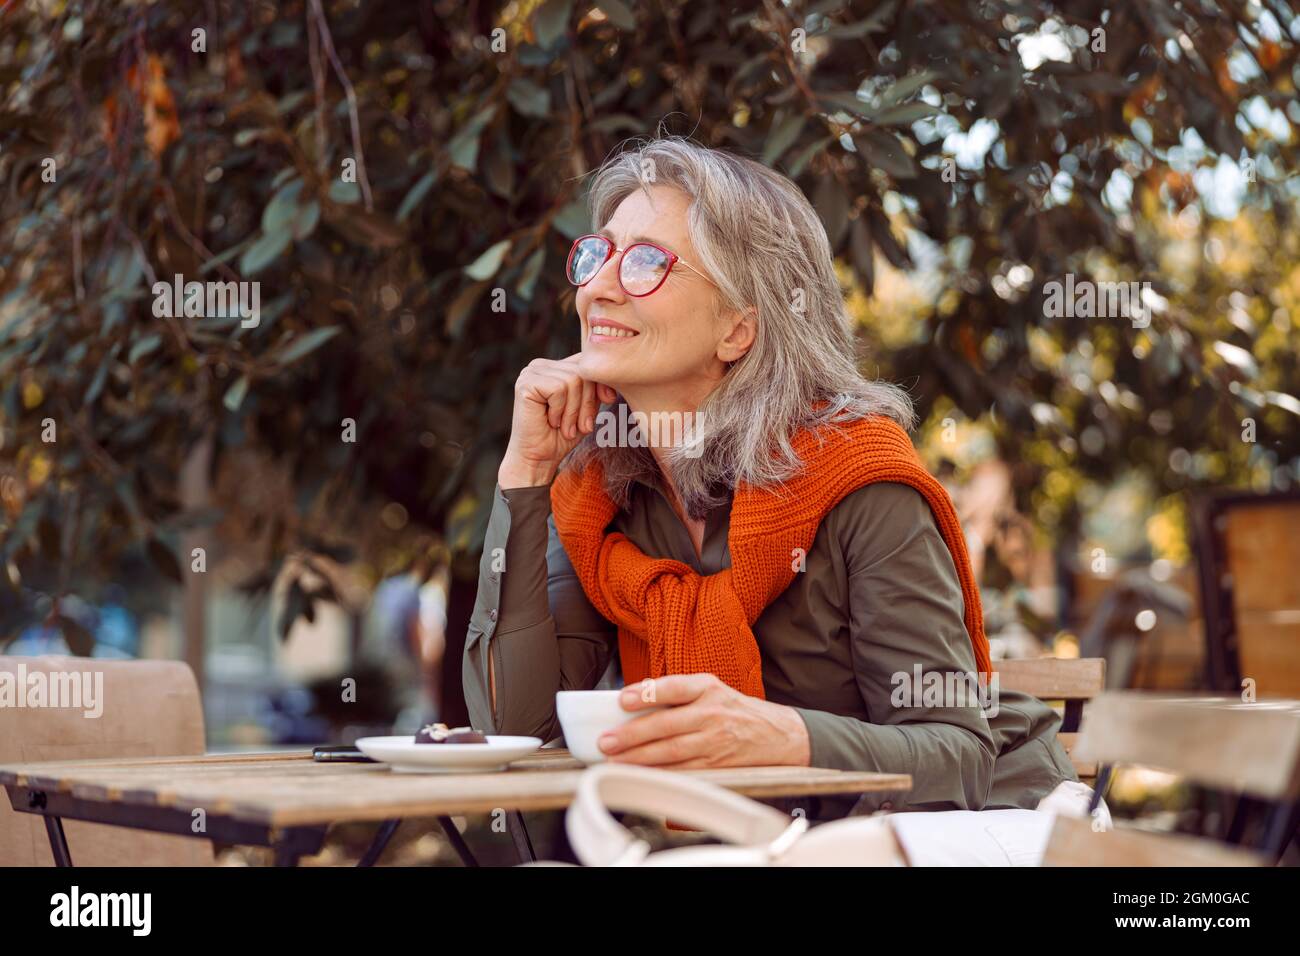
[{"left": 0, "top": 749, "right": 911, "bottom": 866}]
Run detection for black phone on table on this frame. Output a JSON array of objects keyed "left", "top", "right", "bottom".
[{"left": 312, "top": 745, "right": 377, "bottom": 762}]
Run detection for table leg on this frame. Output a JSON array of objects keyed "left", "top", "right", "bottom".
[
  {"left": 357, "top": 818, "right": 403, "bottom": 867},
  {"left": 44, "top": 815, "right": 73, "bottom": 867},
  {"left": 1087, "top": 765, "right": 1112, "bottom": 815},
  {"left": 270, "top": 826, "right": 329, "bottom": 867},
  {"left": 1224, "top": 793, "right": 1256, "bottom": 844},
  {"left": 436, "top": 816, "right": 480, "bottom": 867},
  {"left": 1261, "top": 800, "right": 1300, "bottom": 862},
  {"left": 506, "top": 810, "right": 536, "bottom": 864}
]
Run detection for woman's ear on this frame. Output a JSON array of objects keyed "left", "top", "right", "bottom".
[{"left": 718, "top": 306, "right": 757, "bottom": 363}]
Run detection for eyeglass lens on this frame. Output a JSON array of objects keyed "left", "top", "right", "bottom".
[{"left": 568, "top": 237, "right": 670, "bottom": 295}]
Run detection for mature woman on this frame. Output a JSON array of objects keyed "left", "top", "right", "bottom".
[{"left": 462, "top": 136, "right": 1083, "bottom": 834}]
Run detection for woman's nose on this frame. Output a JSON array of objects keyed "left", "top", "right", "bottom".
[{"left": 583, "top": 251, "right": 626, "bottom": 302}]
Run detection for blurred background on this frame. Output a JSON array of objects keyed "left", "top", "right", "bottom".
[{"left": 1, "top": 0, "right": 1298, "bottom": 855}]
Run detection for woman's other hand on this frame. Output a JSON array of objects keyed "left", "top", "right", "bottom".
[{"left": 598, "top": 674, "right": 812, "bottom": 768}]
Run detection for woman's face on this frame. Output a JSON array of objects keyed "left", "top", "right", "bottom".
[{"left": 575, "top": 184, "right": 750, "bottom": 399}]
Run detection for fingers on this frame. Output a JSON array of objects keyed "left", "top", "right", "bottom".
[
  {"left": 530, "top": 357, "right": 614, "bottom": 441},
  {"left": 526, "top": 363, "right": 578, "bottom": 434},
  {"left": 560, "top": 352, "right": 617, "bottom": 408},
  {"left": 600, "top": 702, "right": 711, "bottom": 758},
  {"left": 618, "top": 675, "right": 718, "bottom": 711},
  {"left": 606, "top": 730, "right": 716, "bottom": 767},
  {"left": 577, "top": 378, "right": 597, "bottom": 434},
  {"left": 541, "top": 373, "right": 568, "bottom": 431},
  {"left": 561, "top": 371, "right": 583, "bottom": 440}
]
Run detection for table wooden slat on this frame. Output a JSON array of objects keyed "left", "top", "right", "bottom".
[{"left": 0, "top": 751, "right": 910, "bottom": 827}]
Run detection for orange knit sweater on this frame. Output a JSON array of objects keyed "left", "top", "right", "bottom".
[{"left": 549, "top": 413, "right": 993, "bottom": 698}]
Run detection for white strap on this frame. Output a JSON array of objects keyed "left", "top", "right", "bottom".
[
  {"left": 564, "top": 765, "right": 1108, "bottom": 866},
  {"left": 567, "top": 763, "right": 806, "bottom": 866}
]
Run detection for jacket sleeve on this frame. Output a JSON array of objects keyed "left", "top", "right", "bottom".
[
  {"left": 462, "top": 482, "right": 618, "bottom": 743},
  {"left": 789, "top": 481, "right": 998, "bottom": 813}
]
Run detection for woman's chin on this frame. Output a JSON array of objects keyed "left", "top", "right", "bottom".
[{"left": 578, "top": 352, "right": 628, "bottom": 387}]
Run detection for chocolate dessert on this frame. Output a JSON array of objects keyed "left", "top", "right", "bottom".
[{"left": 413, "top": 722, "right": 489, "bottom": 745}]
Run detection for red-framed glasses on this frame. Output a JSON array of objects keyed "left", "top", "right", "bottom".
[{"left": 565, "top": 234, "right": 714, "bottom": 297}]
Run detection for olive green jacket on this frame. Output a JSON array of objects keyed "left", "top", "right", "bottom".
[{"left": 462, "top": 474, "right": 1077, "bottom": 820}]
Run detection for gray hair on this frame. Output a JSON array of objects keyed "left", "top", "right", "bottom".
[{"left": 562, "top": 135, "right": 916, "bottom": 519}]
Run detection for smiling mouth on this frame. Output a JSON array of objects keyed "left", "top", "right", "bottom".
[{"left": 589, "top": 324, "right": 640, "bottom": 340}]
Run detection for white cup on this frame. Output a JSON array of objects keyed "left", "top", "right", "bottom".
[{"left": 556, "top": 689, "right": 665, "bottom": 764}]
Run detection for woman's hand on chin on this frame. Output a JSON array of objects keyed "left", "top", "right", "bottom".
[{"left": 597, "top": 674, "right": 811, "bottom": 768}]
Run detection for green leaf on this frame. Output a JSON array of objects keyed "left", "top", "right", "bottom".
[
  {"left": 262, "top": 178, "right": 305, "bottom": 233},
  {"left": 820, "top": 91, "right": 876, "bottom": 119},
  {"left": 240, "top": 228, "right": 292, "bottom": 276},
  {"left": 465, "top": 240, "right": 512, "bottom": 281},
  {"left": 762, "top": 112, "right": 806, "bottom": 166},
  {"left": 396, "top": 170, "right": 437, "bottom": 223},
  {"left": 128, "top": 334, "right": 163, "bottom": 364},
  {"left": 328, "top": 180, "right": 361, "bottom": 204},
  {"left": 813, "top": 176, "right": 849, "bottom": 248},
  {"left": 445, "top": 282, "right": 487, "bottom": 339},
  {"left": 292, "top": 200, "right": 321, "bottom": 240},
  {"left": 517, "top": 247, "right": 546, "bottom": 302},
  {"left": 823, "top": 19, "right": 889, "bottom": 38},
  {"left": 223, "top": 374, "right": 250, "bottom": 412},
  {"left": 534, "top": 0, "right": 574, "bottom": 49},
  {"left": 850, "top": 217, "right": 874, "bottom": 294},
  {"left": 84, "top": 354, "right": 112, "bottom": 405},
  {"left": 820, "top": 0, "right": 897, "bottom": 37},
  {"left": 200, "top": 238, "right": 253, "bottom": 275},
  {"left": 873, "top": 101, "right": 941, "bottom": 126},
  {"left": 869, "top": 207, "right": 911, "bottom": 269},
  {"left": 275, "top": 90, "right": 308, "bottom": 115},
  {"left": 879, "top": 70, "right": 939, "bottom": 108},
  {"left": 551, "top": 197, "right": 591, "bottom": 240},
  {"left": 448, "top": 106, "right": 496, "bottom": 172},
  {"left": 483, "top": 138, "right": 516, "bottom": 199},
  {"left": 506, "top": 77, "right": 551, "bottom": 119},
  {"left": 788, "top": 136, "right": 832, "bottom": 178},
  {"left": 855, "top": 130, "right": 917, "bottom": 179},
  {"left": 275, "top": 326, "right": 343, "bottom": 365},
  {"left": 599, "top": 0, "right": 636, "bottom": 30}
]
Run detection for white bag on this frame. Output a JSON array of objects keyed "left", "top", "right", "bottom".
[{"left": 536, "top": 763, "right": 1111, "bottom": 866}]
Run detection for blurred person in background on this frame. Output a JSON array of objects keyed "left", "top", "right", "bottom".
[{"left": 363, "top": 554, "right": 446, "bottom": 730}]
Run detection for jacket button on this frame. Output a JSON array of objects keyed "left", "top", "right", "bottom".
[{"left": 488, "top": 608, "right": 498, "bottom": 621}]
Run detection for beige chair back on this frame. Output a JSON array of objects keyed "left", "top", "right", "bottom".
[
  {"left": 1042, "top": 691, "right": 1300, "bottom": 866},
  {"left": 996, "top": 657, "right": 1106, "bottom": 779},
  {"left": 1071, "top": 692, "right": 1300, "bottom": 801},
  {"left": 0, "top": 655, "right": 213, "bottom": 866}
]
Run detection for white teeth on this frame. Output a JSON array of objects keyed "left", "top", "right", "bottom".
[{"left": 591, "top": 325, "right": 637, "bottom": 338}]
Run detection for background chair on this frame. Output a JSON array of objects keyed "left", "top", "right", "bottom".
[
  {"left": 996, "top": 657, "right": 1105, "bottom": 786},
  {"left": 0, "top": 655, "right": 213, "bottom": 866},
  {"left": 1192, "top": 490, "right": 1300, "bottom": 698},
  {"left": 1041, "top": 691, "right": 1300, "bottom": 866}
]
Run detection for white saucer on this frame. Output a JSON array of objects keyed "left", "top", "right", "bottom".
[{"left": 354, "top": 735, "right": 542, "bottom": 773}]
